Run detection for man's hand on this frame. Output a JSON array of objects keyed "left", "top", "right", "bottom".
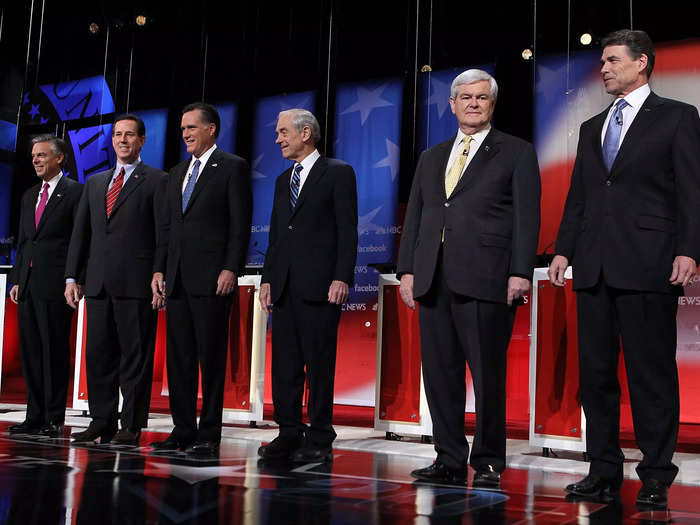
[
  {"left": 151, "top": 293, "right": 166, "bottom": 310},
  {"left": 64, "top": 282, "right": 84, "bottom": 309},
  {"left": 216, "top": 269, "right": 236, "bottom": 296},
  {"left": 670, "top": 255, "right": 697, "bottom": 287},
  {"left": 9, "top": 285, "right": 19, "bottom": 304},
  {"left": 328, "top": 280, "right": 349, "bottom": 305},
  {"left": 259, "top": 283, "right": 272, "bottom": 314},
  {"left": 151, "top": 272, "right": 166, "bottom": 297},
  {"left": 548, "top": 255, "right": 569, "bottom": 287},
  {"left": 399, "top": 274, "right": 415, "bottom": 310},
  {"left": 507, "top": 276, "right": 530, "bottom": 306}
]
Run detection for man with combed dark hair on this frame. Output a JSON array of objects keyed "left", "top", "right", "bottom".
[
  {"left": 8, "top": 134, "right": 82, "bottom": 437},
  {"left": 549, "top": 29, "right": 700, "bottom": 507},
  {"left": 65, "top": 114, "right": 166, "bottom": 446},
  {"left": 397, "top": 69, "right": 541, "bottom": 486},
  {"left": 258, "top": 108, "right": 358, "bottom": 463},
  {"left": 151, "top": 102, "right": 252, "bottom": 456}
]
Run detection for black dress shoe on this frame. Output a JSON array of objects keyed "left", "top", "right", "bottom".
[
  {"left": 111, "top": 428, "right": 141, "bottom": 446},
  {"left": 258, "top": 435, "right": 304, "bottom": 461},
  {"left": 472, "top": 464, "right": 501, "bottom": 487},
  {"left": 8, "top": 420, "right": 42, "bottom": 435},
  {"left": 185, "top": 441, "right": 220, "bottom": 457},
  {"left": 564, "top": 474, "right": 622, "bottom": 502},
  {"left": 150, "top": 434, "right": 188, "bottom": 451},
  {"left": 71, "top": 424, "right": 117, "bottom": 444},
  {"left": 411, "top": 461, "right": 467, "bottom": 484},
  {"left": 291, "top": 445, "right": 333, "bottom": 463},
  {"left": 636, "top": 479, "right": 668, "bottom": 508},
  {"left": 39, "top": 423, "right": 64, "bottom": 438}
]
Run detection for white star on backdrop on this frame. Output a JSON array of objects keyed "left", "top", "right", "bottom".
[
  {"left": 358, "top": 206, "right": 383, "bottom": 235},
  {"left": 373, "top": 139, "right": 400, "bottom": 181},
  {"left": 427, "top": 77, "right": 452, "bottom": 118},
  {"left": 340, "top": 85, "right": 394, "bottom": 125},
  {"left": 252, "top": 154, "right": 266, "bottom": 179},
  {"left": 535, "top": 63, "right": 568, "bottom": 108},
  {"left": 266, "top": 96, "right": 312, "bottom": 126}
]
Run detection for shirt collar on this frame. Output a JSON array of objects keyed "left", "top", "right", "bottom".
[
  {"left": 115, "top": 157, "right": 141, "bottom": 178},
  {"left": 295, "top": 149, "right": 321, "bottom": 174},
  {"left": 43, "top": 171, "right": 63, "bottom": 188},
  {"left": 456, "top": 125, "right": 491, "bottom": 147},
  {"left": 618, "top": 83, "right": 650, "bottom": 109},
  {"left": 191, "top": 143, "right": 217, "bottom": 169}
]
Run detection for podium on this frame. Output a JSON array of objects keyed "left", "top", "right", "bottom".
[
  {"left": 528, "top": 267, "right": 587, "bottom": 452},
  {"left": 71, "top": 275, "right": 268, "bottom": 424},
  {"left": 374, "top": 274, "right": 433, "bottom": 438}
]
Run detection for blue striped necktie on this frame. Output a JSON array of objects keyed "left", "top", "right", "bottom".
[
  {"left": 290, "top": 163, "right": 302, "bottom": 211},
  {"left": 602, "top": 99, "right": 629, "bottom": 171},
  {"left": 182, "top": 159, "right": 201, "bottom": 212}
]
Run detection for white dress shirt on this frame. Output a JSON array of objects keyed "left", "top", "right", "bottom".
[
  {"left": 444, "top": 126, "right": 491, "bottom": 179},
  {"left": 182, "top": 144, "right": 217, "bottom": 192},
  {"left": 600, "top": 83, "right": 651, "bottom": 148},
  {"left": 35, "top": 172, "right": 63, "bottom": 210},
  {"left": 110, "top": 157, "right": 141, "bottom": 189},
  {"left": 292, "top": 149, "right": 321, "bottom": 194}
]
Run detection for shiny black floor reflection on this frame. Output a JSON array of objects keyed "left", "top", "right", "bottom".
[{"left": 0, "top": 423, "right": 699, "bottom": 524}]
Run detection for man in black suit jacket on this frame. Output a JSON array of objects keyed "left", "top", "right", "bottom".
[
  {"left": 397, "top": 70, "right": 541, "bottom": 486},
  {"left": 8, "top": 134, "right": 82, "bottom": 437},
  {"left": 258, "top": 109, "right": 358, "bottom": 463},
  {"left": 64, "top": 114, "right": 166, "bottom": 446},
  {"left": 549, "top": 30, "right": 700, "bottom": 508},
  {"left": 151, "top": 102, "right": 252, "bottom": 456}
]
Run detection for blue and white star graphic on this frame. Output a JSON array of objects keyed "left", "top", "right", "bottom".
[
  {"left": 340, "top": 84, "right": 394, "bottom": 126},
  {"left": 373, "top": 139, "right": 400, "bottom": 182}
]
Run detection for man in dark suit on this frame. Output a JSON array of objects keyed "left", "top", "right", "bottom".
[
  {"left": 151, "top": 102, "right": 252, "bottom": 456},
  {"left": 64, "top": 114, "right": 166, "bottom": 446},
  {"left": 549, "top": 30, "right": 700, "bottom": 508},
  {"left": 257, "top": 109, "right": 358, "bottom": 463},
  {"left": 8, "top": 134, "right": 82, "bottom": 437},
  {"left": 397, "top": 70, "right": 541, "bottom": 486}
]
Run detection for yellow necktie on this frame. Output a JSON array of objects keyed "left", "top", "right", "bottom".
[{"left": 445, "top": 135, "right": 472, "bottom": 198}]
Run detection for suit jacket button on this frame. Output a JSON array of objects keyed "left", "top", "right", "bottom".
[
  {"left": 605, "top": 180, "right": 612, "bottom": 186},
  {"left": 288, "top": 225, "right": 293, "bottom": 230},
  {"left": 444, "top": 202, "right": 450, "bottom": 207}
]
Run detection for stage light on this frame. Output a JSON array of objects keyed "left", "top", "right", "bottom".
[
  {"left": 135, "top": 15, "right": 147, "bottom": 26},
  {"left": 580, "top": 33, "right": 592, "bottom": 45},
  {"left": 88, "top": 22, "right": 100, "bottom": 34},
  {"left": 522, "top": 48, "right": 533, "bottom": 61},
  {"left": 420, "top": 65, "right": 432, "bottom": 73}
]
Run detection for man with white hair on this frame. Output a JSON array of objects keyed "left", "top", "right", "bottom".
[
  {"left": 397, "top": 70, "right": 541, "bottom": 485},
  {"left": 258, "top": 108, "right": 358, "bottom": 463}
]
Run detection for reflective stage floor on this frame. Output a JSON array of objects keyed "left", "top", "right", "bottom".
[{"left": 1, "top": 414, "right": 700, "bottom": 524}]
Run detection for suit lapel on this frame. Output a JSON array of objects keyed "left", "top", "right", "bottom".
[
  {"left": 107, "top": 163, "right": 146, "bottom": 219},
  {"left": 433, "top": 137, "right": 455, "bottom": 201},
  {"left": 279, "top": 166, "right": 294, "bottom": 223},
  {"left": 610, "top": 92, "right": 663, "bottom": 176},
  {"left": 28, "top": 184, "right": 41, "bottom": 235},
  {"left": 590, "top": 107, "right": 610, "bottom": 176},
  {"left": 183, "top": 148, "right": 221, "bottom": 214},
  {"left": 449, "top": 128, "right": 501, "bottom": 198},
  {"left": 290, "top": 156, "right": 328, "bottom": 218},
  {"left": 34, "top": 176, "right": 67, "bottom": 235}
]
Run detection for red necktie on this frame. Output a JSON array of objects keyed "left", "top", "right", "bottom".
[
  {"left": 106, "top": 167, "right": 125, "bottom": 218},
  {"left": 35, "top": 182, "right": 50, "bottom": 228}
]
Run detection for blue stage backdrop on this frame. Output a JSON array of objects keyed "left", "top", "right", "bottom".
[
  {"left": 418, "top": 64, "right": 496, "bottom": 151},
  {"left": 135, "top": 108, "right": 168, "bottom": 170},
  {"left": 179, "top": 102, "right": 238, "bottom": 162},
  {"left": 334, "top": 79, "right": 403, "bottom": 307},
  {"left": 247, "top": 91, "right": 315, "bottom": 267},
  {"left": 0, "top": 121, "right": 16, "bottom": 252}
]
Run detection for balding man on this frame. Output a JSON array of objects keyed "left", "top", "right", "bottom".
[{"left": 258, "top": 109, "right": 358, "bottom": 463}]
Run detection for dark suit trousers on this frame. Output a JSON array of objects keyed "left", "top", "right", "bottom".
[
  {"left": 418, "top": 250, "right": 514, "bottom": 472},
  {"left": 17, "top": 274, "right": 73, "bottom": 424},
  {"left": 271, "top": 275, "right": 341, "bottom": 447},
  {"left": 85, "top": 294, "right": 157, "bottom": 431},
  {"left": 576, "top": 276, "right": 679, "bottom": 484},
  {"left": 165, "top": 278, "right": 232, "bottom": 443}
]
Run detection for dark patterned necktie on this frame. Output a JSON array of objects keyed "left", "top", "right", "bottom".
[{"left": 290, "top": 163, "right": 302, "bottom": 211}]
